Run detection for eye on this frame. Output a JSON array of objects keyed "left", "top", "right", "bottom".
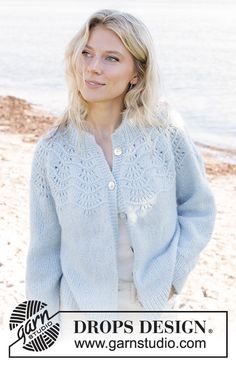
[
  {"left": 82, "top": 50, "right": 119, "bottom": 62},
  {"left": 82, "top": 50, "right": 91, "bottom": 57},
  {"left": 106, "top": 56, "right": 119, "bottom": 62}
]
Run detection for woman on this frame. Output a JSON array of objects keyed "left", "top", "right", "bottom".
[{"left": 26, "top": 9, "right": 216, "bottom": 314}]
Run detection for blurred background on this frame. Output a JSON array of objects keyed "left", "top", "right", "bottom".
[
  {"left": 0, "top": 0, "right": 235, "bottom": 354},
  {"left": 1, "top": 0, "right": 236, "bottom": 149}
]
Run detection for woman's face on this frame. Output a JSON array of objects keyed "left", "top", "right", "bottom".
[{"left": 77, "top": 24, "right": 138, "bottom": 106}]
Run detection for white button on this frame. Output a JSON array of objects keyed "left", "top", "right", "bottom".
[
  {"left": 119, "top": 212, "right": 127, "bottom": 220},
  {"left": 108, "top": 181, "right": 116, "bottom": 190},
  {"left": 114, "top": 147, "right": 122, "bottom": 156}
]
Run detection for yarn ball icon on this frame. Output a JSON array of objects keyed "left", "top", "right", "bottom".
[{"left": 9, "top": 300, "right": 60, "bottom": 352}]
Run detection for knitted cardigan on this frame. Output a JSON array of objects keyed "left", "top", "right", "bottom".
[{"left": 25, "top": 106, "right": 216, "bottom": 314}]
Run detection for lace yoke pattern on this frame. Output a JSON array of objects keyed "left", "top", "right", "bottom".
[{"left": 31, "top": 122, "right": 188, "bottom": 216}]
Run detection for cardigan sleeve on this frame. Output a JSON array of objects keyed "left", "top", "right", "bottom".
[
  {"left": 25, "top": 137, "right": 62, "bottom": 314},
  {"left": 169, "top": 112, "right": 216, "bottom": 294}
]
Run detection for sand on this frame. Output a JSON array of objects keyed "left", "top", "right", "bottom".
[{"left": 0, "top": 95, "right": 235, "bottom": 331}]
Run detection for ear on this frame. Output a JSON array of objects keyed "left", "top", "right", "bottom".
[{"left": 130, "top": 75, "right": 138, "bottom": 85}]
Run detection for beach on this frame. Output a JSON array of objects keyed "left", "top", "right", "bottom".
[{"left": 1, "top": 95, "right": 236, "bottom": 330}]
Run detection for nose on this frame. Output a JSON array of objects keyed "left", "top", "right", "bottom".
[{"left": 87, "top": 56, "right": 102, "bottom": 74}]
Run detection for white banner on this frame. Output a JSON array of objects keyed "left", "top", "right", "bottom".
[{"left": 9, "top": 310, "right": 227, "bottom": 358}]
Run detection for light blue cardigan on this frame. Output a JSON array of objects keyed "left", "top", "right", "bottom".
[{"left": 25, "top": 106, "right": 216, "bottom": 314}]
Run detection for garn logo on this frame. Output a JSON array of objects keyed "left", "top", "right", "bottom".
[{"left": 9, "top": 300, "right": 60, "bottom": 352}]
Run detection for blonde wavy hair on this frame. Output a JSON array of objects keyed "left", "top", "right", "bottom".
[{"left": 49, "top": 8, "right": 169, "bottom": 135}]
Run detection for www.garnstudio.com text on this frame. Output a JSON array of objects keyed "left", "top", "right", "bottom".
[
  {"left": 74, "top": 337, "right": 206, "bottom": 351},
  {"left": 74, "top": 336, "right": 206, "bottom": 351}
]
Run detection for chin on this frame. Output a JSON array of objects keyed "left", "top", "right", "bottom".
[
  {"left": 81, "top": 93, "right": 114, "bottom": 104},
  {"left": 82, "top": 96, "right": 106, "bottom": 103},
  {"left": 80, "top": 89, "right": 124, "bottom": 104}
]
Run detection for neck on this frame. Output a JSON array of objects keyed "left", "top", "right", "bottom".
[{"left": 86, "top": 101, "right": 124, "bottom": 139}]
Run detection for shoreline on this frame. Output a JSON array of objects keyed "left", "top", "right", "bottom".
[{"left": 0, "top": 94, "right": 235, "bottom": 177}]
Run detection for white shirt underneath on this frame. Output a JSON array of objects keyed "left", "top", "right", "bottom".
[{"left": 117, "top": 213, "right": 134, "bottom": 282}]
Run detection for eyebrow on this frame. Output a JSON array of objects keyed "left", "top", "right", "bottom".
[{"left": 85, "top": 44, "right": 123, "bottom": 57}]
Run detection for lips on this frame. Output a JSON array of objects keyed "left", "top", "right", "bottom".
[{"left": 85, "top": 80, "right": 105, "bottom": 86}]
